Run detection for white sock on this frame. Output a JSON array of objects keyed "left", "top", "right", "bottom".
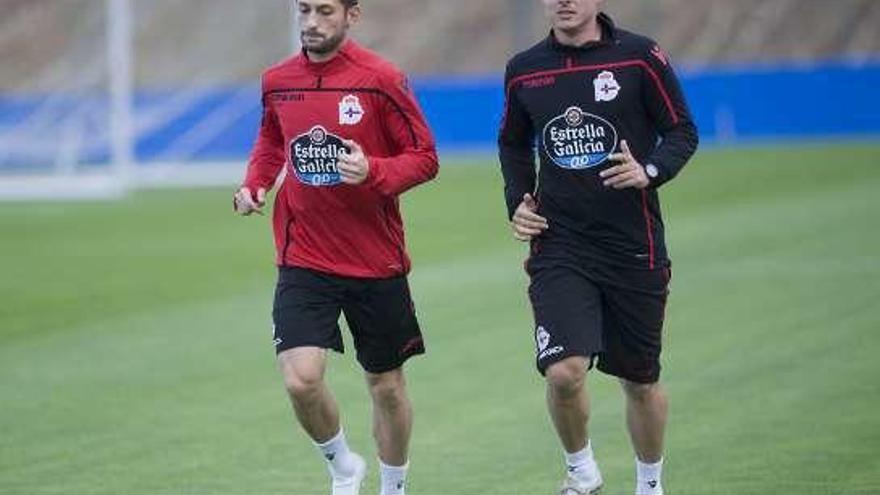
[
  {"left": 564, "top": 441, "right": 598, "bottom": 484},
  {"left": 636, "top": 457, "right": 663, "bottom": 493},
  {"left": 379, "top": 460, "right": 409, "bottom": 495},
  {"left": 314, "top": 429, "right": 357, "bottom": 478}
]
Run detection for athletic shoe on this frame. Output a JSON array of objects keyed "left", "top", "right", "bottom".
[
  {"left": 559, "top": 470, "right": 603, "bottom": 495},
  {"left": 331, "top": 453, "right": 366, "bottom": 495}
]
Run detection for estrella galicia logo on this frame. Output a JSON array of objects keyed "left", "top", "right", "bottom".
[
  {"left": 542, "top": 106, "right": 618, "bottom": 169},
  {"left": 289, "top": 125, "right": 349, "bottom": 187}
]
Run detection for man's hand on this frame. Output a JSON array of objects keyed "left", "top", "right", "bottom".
[
  {"left": 600, "top": 140, "right": 649, "bottom": 190},
  {"left": 511, "top": 193, "right": 548, "bottom": 242},
  {"left": 338, "top": 139, "right": 370, "bottom": 185},
  {"left": 233, "top": 187, "right": 266, "bottom": 216}
]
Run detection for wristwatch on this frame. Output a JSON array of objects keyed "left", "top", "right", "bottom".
[{"left": 644, "top": 163, "right": 659, "bottom": 179}]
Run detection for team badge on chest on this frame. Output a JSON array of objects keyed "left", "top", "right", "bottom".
[
  {"left": 593, "top": 70, "right": 621, "bottom": 102},
  {"left": 338, "top": 94, "right": 365, "bottom": 125}
]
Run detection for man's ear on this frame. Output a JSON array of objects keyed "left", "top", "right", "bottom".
[{"left": 346, "top": 5, "right": 361, "bottom": 25}]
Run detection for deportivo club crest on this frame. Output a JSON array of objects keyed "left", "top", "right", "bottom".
[
  {"left": 542, "top": 106, "right": 618, "bottom": 169},
  {"left": 289, "top": 125, "right": 349, "bottom": 186},
  {"left": 536, "top": 326, "right": 550, "bottom": 352},
  {"left": 338, "top": 94, "right": 365, "bottom": 125},
  {"left": 593, "top": 70, "right": 621, "bottom": 102},
  {"left": 536, "top": 325, "right": 564, "bottom": 360}
]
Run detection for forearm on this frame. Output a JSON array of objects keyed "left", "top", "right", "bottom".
[
  {"left": 499, "top": 145, "right": 537, "bottom": 219},
  {"left": 645, "top": 120, "right": 699, "bottom": 187},
  {"left": 365, "top": 150, "right": 439, "bottom": 197}
]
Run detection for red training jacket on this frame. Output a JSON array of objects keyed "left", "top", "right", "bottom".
[{"left": 243, "top": 40, "right": 439, "bottom": 278}]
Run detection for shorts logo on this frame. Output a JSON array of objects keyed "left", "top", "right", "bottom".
[
  {"left": 338, "top": 94, "right": 365, "bottom": 125},
  {"left": 542, "top": 106, "right": 618, "bottom": 169},
  {"left": 272, "top": 324, "right": 282, "bottom": 347},
  {"left": 536, "top": 326, "right": 550, "bottom": 352},
  {"left": 289, "top": 125, "right": 349, "bottom": 186},
  {"left": 593, "top": 70, "right": 621, "bottom": 102},
  {"left": 536, "top": 325, "right": 564, "bottom": 360}
]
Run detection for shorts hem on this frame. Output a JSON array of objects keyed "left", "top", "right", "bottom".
[
  {"left": 275, "top": 340, "right": 344, "bottom": 356},
  {"left": 360, "top": 348, "right": 426, "bottom": 374},
  {"left": 595, "top": 360, "right": 660, "bottom": 384},
  {"left": 536, "top": 348, "right": 598, "bottom": 376}
]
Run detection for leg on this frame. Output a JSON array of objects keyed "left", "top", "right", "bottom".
[
  {"left": 366, "top": 367, "right": 413, "bottom": 466},
  {"left": 278, "top": 346, "right": 366, "bottom": 493},
  {"left": 273, "top": 267, "right": 347, "bottom": 442},
  {"left": 545, "top": 356, "right": 591, "bottom": 453},
  {"left": 593, "top": 266, "right": 670, "bottom": 493},
  {"left": 272, "top": 267, "right": 365, "bottom": 493},
  {"left": 343, "top": 275, "right": 421, "bottom": 463},
  {"left": 277, "top": 346, "right": 339, "bottom": 442},
  {"left": 620, "top": 379, "right": 667, "bottom": 463},
  {"left": 546, "top": 356, "right": 603, "bottom": 493},
  {"left": 528, "top": 266, "right": 605, "bottom": 491},
  {"left": 342, "top": 275, "right": 424, "bottom": 494}
]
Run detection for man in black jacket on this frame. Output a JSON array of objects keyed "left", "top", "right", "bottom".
[{"left": 498, "top": 1, "right": 698, "bottom": 494}]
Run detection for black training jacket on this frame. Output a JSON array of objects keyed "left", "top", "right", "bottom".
[{"left": 499, "top": 13, "right": 698, "bottom": 270}]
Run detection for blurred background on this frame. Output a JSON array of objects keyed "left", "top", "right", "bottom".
[
  {"left": 2, "top": 2, "right": 879, "bottom": 494},
  {"left": 1, "top": 0, "right": 879, "bottom": 197}
]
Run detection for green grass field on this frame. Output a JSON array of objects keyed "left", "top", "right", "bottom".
[{"left": 1, "top": 143, "right": 879, "bottom": 494}]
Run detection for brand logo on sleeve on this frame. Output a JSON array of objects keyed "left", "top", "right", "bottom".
[
  {"left": 593, "top": 70, "right": 621, "bottom": 102},
  {"left": 542, "top": 106, "right": 618, "bottom": 169},
  {"left": 289, "top": 125, "right": 348, "bottom": 186},
  {"left": 650, "top": 45, "right": 669, "bottom": 66},
  {"left": 338, "top": 94, "right": 365, "bottom": 125}
]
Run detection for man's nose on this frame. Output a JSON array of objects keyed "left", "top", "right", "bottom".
[{"left": 302, "top": 13, "right": 318, "bottom": 29}]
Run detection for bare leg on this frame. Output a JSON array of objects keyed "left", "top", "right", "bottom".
[
  {"left": 278, "top": 347, "right": 340, "bottom": 442},
  {"left": 366, "top": 368, "right": 413, "bottom": 466},
  {"left": 545, "top": 356, "right": 591, "bottom": 453},
  {"left": 620, "top": 379, "right": 668, "bottom": 462}
]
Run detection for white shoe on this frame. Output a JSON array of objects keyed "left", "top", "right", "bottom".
[
  {"left": 331, "top": 453, "right": 366, "bottom": 495},
  {"left": 560, "top": 470, "right": 604, "bottom": 495},
  {"left": 635, "top": 478, "right": 663, "bottom": 495}
]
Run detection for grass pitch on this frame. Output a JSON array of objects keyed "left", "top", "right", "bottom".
[{"left": 1, "top": 143, "right": 879, "bottom": 494}]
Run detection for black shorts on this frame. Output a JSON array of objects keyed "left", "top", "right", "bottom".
[
  {"left": 527, "top": 262, "right": 671, "bottom": 383},
  {"left": 272, "top": 266, "right": 425, "bottom": 374}
]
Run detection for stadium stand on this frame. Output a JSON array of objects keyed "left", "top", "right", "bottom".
[{"left": 2, "top": 0, "right": 879, "bottom": 90}]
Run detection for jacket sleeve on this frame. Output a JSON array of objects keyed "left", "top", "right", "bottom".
[
  {"left": 640, "top": 44, "right": 699, "bottom": 188},
  {"left": 363, "top": 71, "right": 439, "bottom": 197},
  {"left": 243, "top": 89, "right": 285, "bottom": 192},
  {"left": 498, "top": 61, "right": 537, "bottom": 220}
]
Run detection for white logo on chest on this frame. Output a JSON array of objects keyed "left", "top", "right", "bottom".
[
  {"left": 593, "top": 71, "right": 621, "bottom": 102},
  {"left": 338, "top": 94, "right": 365, "bottom": 125}
]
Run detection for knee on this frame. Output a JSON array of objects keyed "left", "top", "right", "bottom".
[
  {"left": 621, "top": 379, "right": 661, "bottom": 403},
  {"left": 367, "top": 371, "right": 407, "bottom": 410},
  {"left": 283, "top": 370, "right": 324, "bottom": 401},
  {"left": 545, "top": 358, "right": 587, "bottom": 396},
  {"left": 276, "top": 348, "right": 328, "bottom": 402}
]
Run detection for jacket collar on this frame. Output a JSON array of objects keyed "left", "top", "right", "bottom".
[
  {"left": 297, "top": 38, "right": 358, "bottom": 75},
  {"left": 546, "top": 12, "right": 618, "bottom": 52}
]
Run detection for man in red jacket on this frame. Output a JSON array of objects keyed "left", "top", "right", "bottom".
[{"left": 233, "top": 1, "right": 438, "bottom": 493}]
